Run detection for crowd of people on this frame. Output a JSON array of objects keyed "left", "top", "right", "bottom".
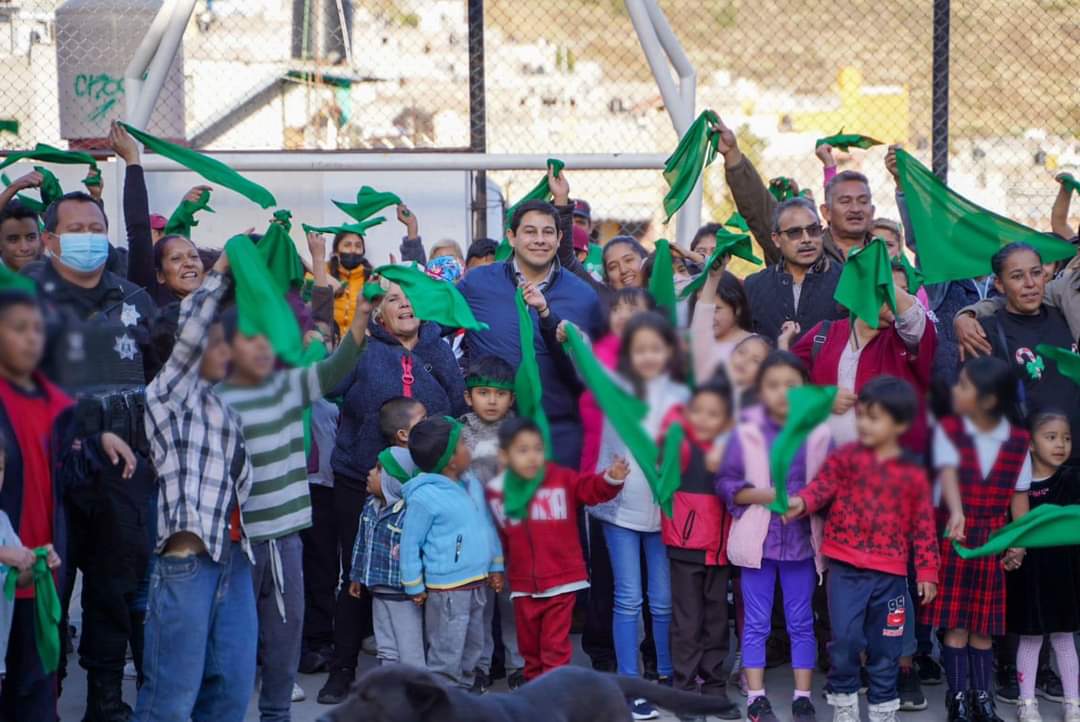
[{"left": 0, "top": 116, "right": 1077, "bottom": 722}]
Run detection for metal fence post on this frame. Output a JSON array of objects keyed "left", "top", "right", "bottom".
[
  {"left": 932, "top": 0, "right": 950, "bottom": 182},
  {"left": 469, "top": 0, "right": 487, "bottom": 242}
]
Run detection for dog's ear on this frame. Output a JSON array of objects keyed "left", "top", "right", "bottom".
[{"left": 405, "top": 677, "right": 449, "bottom": 717}]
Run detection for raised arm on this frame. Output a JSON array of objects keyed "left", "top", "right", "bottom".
[
  {"left": 718, "top": 117, "right": 781, "bottom": 265},
  {"left": 397, "top": 204, "right": 426, "bottom": 265},
  {"left": 1052, "top": 174, "right": 1076, "bottom": 240},
  {"left": 109, "top": 122, "right": 155, "bottom": 291}
]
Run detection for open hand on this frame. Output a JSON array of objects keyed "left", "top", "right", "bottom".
[
  {"left": 606, "top": 456, "right": 630, "bottom": 481},
  {"left": 100, "top": 432, "right": 136, "bottom": 479}
]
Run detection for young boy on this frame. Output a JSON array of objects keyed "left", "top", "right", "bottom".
[
  {"left": 216, "top": 289, "right": 370, "bottom": 720},
  {"left": 486, "top": 417, "right": 629, "bottom": 682},
  {"left": 400, "top": 416, "right": 504, "bottom": 689},
  {"left": 786, "top": 376, "right": 940, "bottom": 722},
  {"left": 347, "top": 396, "right": 426, "bottom": 668},
  {"left": 460, "top": 355, "right": 525, "bottom": 691}
]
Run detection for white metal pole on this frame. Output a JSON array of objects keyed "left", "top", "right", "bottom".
[
  {"left": 130, "top": 0, "right": 198, "bottom": 129},
  {"left": 124, "top": 0, "right": 175, "bottom": 121},
  {"left": 137, "top": 152, "right": 669, "bottom": 172}
]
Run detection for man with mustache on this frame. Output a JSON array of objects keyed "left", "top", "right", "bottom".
[
  {"left": 714, "top": 116, "right": 876, "bottom": 265},
  {"left": 743, "top": 197, "right": 846, "bottom": 344}
]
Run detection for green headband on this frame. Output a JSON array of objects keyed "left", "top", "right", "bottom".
[
  {"left": 378, "top": 448, "right": 415, "bottom": 483},
  {"left": 431, "top": 416, "right": 464, "bottom": 474},
  {"left": 466, "top": 377, "right": 515, "bottom": 391}
]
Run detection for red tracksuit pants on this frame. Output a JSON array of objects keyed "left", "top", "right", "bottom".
[{"left": 513, "top": 591, "right": 577, "bottom": 680}]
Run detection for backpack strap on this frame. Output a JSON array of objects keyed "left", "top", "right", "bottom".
[{"left": 811, "top": 320, "right": 833, "bottom": 363}]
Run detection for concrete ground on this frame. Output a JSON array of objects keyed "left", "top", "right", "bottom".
[{"left": 57, "top": 636, "right": 1039, "bottom": 721}]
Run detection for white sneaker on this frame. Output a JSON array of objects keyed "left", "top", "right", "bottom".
[
  {"left": 827, "top": 692, "right": 861, "bottom": 722},
  {"left": 1063, "top": 697, "right": 1080, "bottom": 722},
  {"left": 1017, "top": 698, "right": 1042, "bottom": 722},
  {"left": 291, "top": 682, "right": 306, "bottom": 702},
  {"left": 868, "top": 698, "right": 900, "bottom": 722}
]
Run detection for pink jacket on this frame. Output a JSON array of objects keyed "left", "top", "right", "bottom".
[{"left": 725, "top": 411, "right": 831, "bottom": 576}]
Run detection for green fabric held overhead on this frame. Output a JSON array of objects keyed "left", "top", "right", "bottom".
[
  {"left": 647, "top": 239, "right": 678, "bottom": 324},
  {"left": 333, "top": 185, "right": 402, "bottom": 223},
  {"left": 0, "top": 262, "right": 35, "bottom": 293},
  {"left": 656, "top": 421, "right": 685, "bottom": 518},
  {"left": 0, "top": 142, "right": 98, "bottom": 174},
  {"left": 767, "top": 385, "right": 839, "bottom": 514},
  {"left": 256, "top": 211, "right": 306, "bottom": 293},
  {"left": 362, "top": 281, "right": 386, "bottom": 301},
  {"left": 768, "top": 176, "right": 811, "bottom": 202},
  {"left": 895, "top": 149, "right": 1076, "bottom": 284},
  {"left": 504, "top": 159, "right": 566, "bottom": 225},
  {"left": 678, "top": 229, "right": 763, "bottom": 301},
  {"left": 724, "top": 211, "right": 750, "bottom": 233},
  {"left": 562, "top": 325, "right": 675, "bottom": 517},
  {"left": 815, "top": 131, "right": 883, "bottom": 151},
  {"left": 0, "top": 119, "right": 18, "bottom": 135},
  {"left": 35, "top": 167, "right": 64, "bottom": 208},
  {"left": 834, "top": 237, "right": 897, "bottom": 330},
  {"left": 82, "top": 166, "right": 102, "bottom": 189},
  {"left": 378, "top": 448, "right": 416, "bottom": 484},
  {"left": 4, "top": 548, "right": 61, "bottom": 673},
  {"left": 1059, "top": 173, "right": 1080, "bottom": 198},
  {"left": 952, "top": 504, "right": 1080, "bottom": 559},
  {"left": 371, "top": 263, "right": 489, "bottom": 331},
  {"left": 1035, "top": 344, "right": 1080, "bottom": 387},
  {"left": 898, "top": 253, "right": 925, "bottom": 293},
  {"left": 504, "top": 289, "right": 553, "bottom": 520},
  {"left": 301, "top": 217, "right": 386, "bottom": 237},
  {"left": 663, "top": 110, "right": 721, "bottom": 222},
  {"left": 120, "top": 123, "right": 277, "bottom": 209},
  {"left": 164, "top": 189, "right": 215, "bottom": 238}
]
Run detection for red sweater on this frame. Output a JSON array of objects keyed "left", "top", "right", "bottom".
[
  {"left": 797, "top": 443, "right": 940, "bottom": 583},
  {"left": 792, "top": 317, "right": 936, "bottom": 454},
  {"left": 486, "top": 462, "right": 623, "bottom": 595}
]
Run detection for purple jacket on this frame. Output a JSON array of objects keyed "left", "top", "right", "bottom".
[{"left": 715, "top": 411, "right": 814, "bottom": 562}]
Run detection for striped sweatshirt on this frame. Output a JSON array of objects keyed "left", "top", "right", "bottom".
[{"left": 217, "top": 333, "right": 363, "bottom": 542}]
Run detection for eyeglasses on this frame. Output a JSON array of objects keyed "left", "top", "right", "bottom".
[{"left": 779, "top": 223, "right": 823, "bottom": 240}]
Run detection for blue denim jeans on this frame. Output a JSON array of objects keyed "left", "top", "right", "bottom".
[
  {"left": 601, "top": 522, "right": 672, "bottom": 678},
  {"left": 133, "top": 542, "right": 257, "bottom": 722}
]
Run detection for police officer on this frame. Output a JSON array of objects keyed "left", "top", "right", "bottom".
[{"left": 24, "top": 191, "right": 158, "bottom": 722}]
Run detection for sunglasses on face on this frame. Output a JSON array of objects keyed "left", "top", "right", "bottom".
[{"left": 779, "top": 223, "right": 823, "bottom": 240}]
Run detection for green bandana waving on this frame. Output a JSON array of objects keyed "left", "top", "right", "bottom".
[
  {"left": 895, "top": 150, "right": 1075, "bottom": 284},
  {"left": 833, "top": 237, "right": 897, "bottom": 330},
  {"left": 164, "top": 188, "right": 215, "bottom": 238},
  {"left": 952, "top": 504, "right": 1080, "bottom": 559},
  {"left": 1, "top": 167, "right": 64, "bottom": 213},
  {"left": 1058, "top": 173, "right": 1080, "bottom": 198},
  {"left": 1035, "top": 344, "right": 1080, "bottom": 387},
  {"left": 815, "top": 131, "right": 883, "bottom": 152},
  {"left": 647, "top": 239, "right": 678, "bottom": 325},
  {"left": 768, "top": 177, "right": 811, "bottom": 202},
  {"left": 333, "top": 186, "right": 402, "bottom": 224},
  {"left": 897, "top": 253, "right": 924, "bottom": 294},
  {"left": 4, "top": 547, "right": 61, "bottom": 673},
  {"left": 662, "top": 110, "right": 721, "bottom": 222},
  {"left": 366, "top": 264, "right": 489, "bottom": 331},
  {"left": 121, "top": 123, "right": 277, "bottom": 209},
  {"left": 0, "top": 143, "right": 99, "bottom": 174},
  {"left": 767, "top": 385, "right": 839, "bottom": 514},
  {"left": 256, "top": 211, "right": 307, "bottom": 294},
  {"left": 302, "top": 217, "right": 386, "bottom": 238},
  {"left": 498, "top": 159, "right": 566, "bottom": 261},
  {"left": 678, "top": 229, "right": 763, "bottom": 300}
]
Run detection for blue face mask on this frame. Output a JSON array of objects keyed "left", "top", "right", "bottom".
[{"left": 58, "top": 232, "right": 109, "bottom": 273}]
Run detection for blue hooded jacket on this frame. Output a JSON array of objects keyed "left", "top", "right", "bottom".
[
  {"left": 399, "top": 472, "right": 503, "bottom": 595},
  {"left": 330, "top": 320, "right": 467, "bottom": 483}
]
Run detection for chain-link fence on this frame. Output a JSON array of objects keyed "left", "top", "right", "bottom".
[{"left": 0, "top": 1, "right": 1075, "bottom": 240}]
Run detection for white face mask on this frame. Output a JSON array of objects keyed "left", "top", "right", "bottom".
[{"left": 57, "top": 232, "right": 109, "bottom": 272}]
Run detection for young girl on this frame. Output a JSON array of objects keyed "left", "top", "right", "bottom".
[
  {"left": 925, "top": 356, "right": 1031, "bottom": 722},
  {"left": 717, "top": 351, "right": 830, "bottom": 722},
  {"left": 660, "top": 379, "right": 738, "bottom": 713},
  {"left": 690, "top": 269, "right": 753, "bottom": 383},
  {"left": 1007, "top": 412, "right": 1080, "bottom": 722},
  {"left": 727, "top": 334, "right": 773, "bottom": 415},
  {"left": 576, "top": 311, "right": 689, "bottom": 721}
]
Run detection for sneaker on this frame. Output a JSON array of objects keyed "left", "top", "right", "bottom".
[
  {"left": 507, "top": 670, "right": 526, "bottom": 690},
  {"left": 298, "top": 648, "right": 331, "bottom": 674},
  {"left": 898, "top": 666, "right": 928, "bottom": 711},
  {"left": 1063, "top": 698, "right": 1080, "bottom": 722},
  {"left": 631, "top": 698, "right": 660, "bottom": 720},
  {"left": 826, "top": 692, "right": 860, "bottom": 722},
  {"left": 868, "top": 698, "right": 901, "bottom": 722},
  {"left": 291, "top": 682, "right": 306, "bottom": 702},
  {"left": 970, "top": 690, "right": 1004, "bottom": 722},
  {"left": 316, "top": 667, "right": 354, "bottom": 705},
  {"left": 913, "top": 653, "right": 944, "bottom": 686},
  {"left": 1036, "top": 666, "right": 1064, "bottom": 703},
  {"left": 470, "top": 670, "right": 490, "bottom": 695},
  {"left": 792, "top": 696, "right": 818, "bottom": 722},
  {"left": 1016, "top": 698, "right": 1042, "bottom": 722},
  {"left": 995, "top": 665, "right": 1020, "bottom": 705},
  {"left": 746, "top": 696, "right": 780, "bottom": 722},
  {"left": 947, "top": 690, "right": 973, "bottom": 722}
]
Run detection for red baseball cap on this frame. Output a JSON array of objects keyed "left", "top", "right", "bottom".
[
  {"left": 572, "top": 199, "right": 591, "bottom": 220},
  {"left": 149, "top": 214, "right": 167, "bottom": 231}
]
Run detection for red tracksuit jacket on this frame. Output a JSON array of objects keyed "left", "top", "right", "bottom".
[
  {"left": 797, "top": 442, "right": 940, "bottom": 583},
  {"left": 486, "top": 462, "right": 623, "bottom": 595}
]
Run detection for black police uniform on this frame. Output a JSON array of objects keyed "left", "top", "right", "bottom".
[{"left": 25, "top": 260, "right": 159, "bottom": 722}]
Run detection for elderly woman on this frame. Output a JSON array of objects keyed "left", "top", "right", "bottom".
[{"left": 319, "top": 278, "right": 466, "bottom": 704}]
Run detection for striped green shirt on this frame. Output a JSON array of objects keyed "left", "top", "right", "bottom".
[{"left": 218, "top": 333, "right": 362, "bottom": 542}]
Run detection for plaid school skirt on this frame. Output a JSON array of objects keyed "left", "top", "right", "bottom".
[{"left": 921, "top": 521, "right": 1006, "bottom": 636}]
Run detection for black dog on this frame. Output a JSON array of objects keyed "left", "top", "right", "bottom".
[{"left": 317, "top": 664, "right": 741, "bottom": 722}]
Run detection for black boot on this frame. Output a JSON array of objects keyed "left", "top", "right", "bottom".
[
  {"left": 946, "top": 690, "right": 973, "bottom": 722},
  {"left": 970, "top": 690, "right": 1004, "bottom": 722},
  {"left": 82, "top": 668, "right": 133, "bottom": 722}
]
